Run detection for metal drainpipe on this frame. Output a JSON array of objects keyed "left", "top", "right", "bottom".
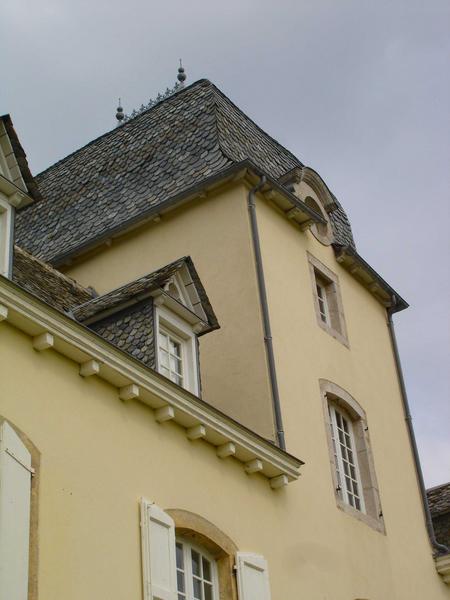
[
  {"left": 387, "top": 300, "right": 449, "bottom": 555},
  {"left": 248, "top": 176, "right": 286, "bottom": 450}
]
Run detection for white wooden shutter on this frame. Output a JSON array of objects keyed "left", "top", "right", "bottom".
[
  {"left": 0, "top": 421, "right": 32, "bottom": 600},
  {"left": 236, "top": 552, "right": 272, "bottom": 600},
  {"left": 140, "top": 499, "right": 177, "bottom": 600}
]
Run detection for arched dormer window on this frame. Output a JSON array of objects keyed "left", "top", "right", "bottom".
[
  {"left": 279, "top": 166, "right": 336, "bottom": 245},
  {"left": 304, "top": 196, "right": 333, "bottom": 245}
]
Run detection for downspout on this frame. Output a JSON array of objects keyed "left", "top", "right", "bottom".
[
  {"left": 248, "top": 176, "right": 286, "bottom": 450},
  {"left": 387, "top": 299, "right": 448, "bottom": 555}
]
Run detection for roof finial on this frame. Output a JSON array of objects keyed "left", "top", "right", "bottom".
[
  {"left": 116, "top": 98, "right": 124, "bottom": 125},
  {"left": 177, "top": 59, "right": 186, "bottom": 88}
]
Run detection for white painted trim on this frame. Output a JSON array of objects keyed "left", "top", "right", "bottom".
[
  {"left": 0, "top": 279, "right": 302, "bottom": 484},
  {"left": 0, "top": 197, "right": 12, "bottom": 278}
]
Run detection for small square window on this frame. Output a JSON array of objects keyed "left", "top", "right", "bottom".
[{"left": 308, "top": 253, "right": 349, "bottom": 346}]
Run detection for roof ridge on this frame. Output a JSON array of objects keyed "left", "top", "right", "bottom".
[
  {"left": 208, "top": 82, "right": 304, "bottom": 168},
  {"left": 35, "top": 79, "right": 213, "bottom": 181},
  {"left": 208, "top": 85, "right": 236, "bottom": 165},
  {"left": 76, "top": 254, "right": 190, "bottom": 313},
  {"left": 14, "top": 245, "right": 93, "bottom": 297}
]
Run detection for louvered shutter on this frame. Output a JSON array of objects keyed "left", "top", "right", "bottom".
[
  {"left": 0, "top": 421, "right": 32, "bottom": 600},
  {"left": 140, "top": 499, "right": 177, "bottom": 600},
  {"left": 236, "top": 552, "right": 272, "bottom": 600}
]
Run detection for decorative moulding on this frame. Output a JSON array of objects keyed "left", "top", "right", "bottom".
[{"left": 0, "top": 278, "right": 303, "bottom": 487}]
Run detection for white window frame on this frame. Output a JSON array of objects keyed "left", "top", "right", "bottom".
[
  {"left": 0, "top": 195, "right": 12, "bottom": 278},
  {"left": 175, "top": 537, "right": 219, "bottom": 600},
  {"left": 329, "top": 403, "right": 365, "bottom": 513},
  {"left": 155, "top": 304, "right": 199, "bottom": 396},
  {"left": 316, "top": 279, "right": 330, "bottom": 325}
]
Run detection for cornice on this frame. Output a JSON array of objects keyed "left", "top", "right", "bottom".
[{"left": 0, "top": 277, "right": 303, "bottom": 487}]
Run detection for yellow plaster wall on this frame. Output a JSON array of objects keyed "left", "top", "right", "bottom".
[
  {"left": 253, "top": 193, "right": 449, "bottom": 599},
  {"left": 65, "top": 185, "right": 276, "bottom": 441},
  {"left": 0, "top": 321, "right": 448, "bottom": 599}
]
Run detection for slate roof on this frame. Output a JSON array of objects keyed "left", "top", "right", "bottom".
[
  {"left": 15, "top": 79, "right": 355, "bottom": 263},
  {"left": 427, "top": 483, "right": 450, "bottom": 516},
  {"left": 12, "top": 246, "right": 94, "bottom": 312},
  {"left": 72, "top": 255, "right": 219, "bottom": 332},
  {"left": 90, "top": 300, "right": 156, "bottom": 368}
]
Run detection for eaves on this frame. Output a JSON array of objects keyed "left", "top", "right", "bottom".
[
  {"left": 333, "top": 244, "right": 409, "bottom": 312},
  {"left": 0, "top": 275, "right": 303, "bottom": 487},
  {"left": 49, "top": 159, "right": 325, "bottom": 268}
]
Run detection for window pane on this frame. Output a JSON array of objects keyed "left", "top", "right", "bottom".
[
  {"left": 160, "top": 350, "right": 170, "bottom": 368},
  {"left": 177, "top": 570, "right": 185, "bottom": 593},
  {"left": 169, "top": 338, "right": 181, "bottom": 357},
  {"left": 159, "top": 332, "right": 169, "bottom": 350},
  {"left": 204, "top": 582, "right": 213, "bottom": 600},
  {"left": 176, "top": 543, "right": 184, "bottom": 569},
  {"left": 193, "top": 577, "right": 202, "bottom": 600},
  {"left": 202, "top": 557, "right": 211, "bottom": 581},
  {"left": 191, "top": 549, "right": 201, "bottom": 576}
]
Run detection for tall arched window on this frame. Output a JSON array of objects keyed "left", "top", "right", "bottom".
[{"left": 319, "top": 380, "right": 385, "bottom": 532}]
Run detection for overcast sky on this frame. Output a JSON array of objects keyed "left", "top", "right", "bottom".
[{"left": 1, "top": 0, "right": 448, "bottom": 486}]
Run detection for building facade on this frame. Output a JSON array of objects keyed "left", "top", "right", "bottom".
[{"left": 1, "top": 80, "right": 449, "bottom": 599}]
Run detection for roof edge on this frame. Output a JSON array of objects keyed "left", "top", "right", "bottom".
[
  {"left": 47, "top": 160, "right": 325, "bottom": 267},
  {"left": 333, "top": 244, "right": 409, "bottom": 312}
]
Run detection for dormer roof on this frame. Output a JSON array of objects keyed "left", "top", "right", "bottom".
[
  {"left": 15, "top": 79, "right": 354, "bottom": 264},
  {"left": 0, "top": 115, "right": 41, "bottom": 207},
  {"left": 72, "top": 256, "right": 219, "bottom": 335}
]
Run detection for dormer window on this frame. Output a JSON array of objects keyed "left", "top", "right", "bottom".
[
  {"left": 75, "top": 257, "right": 219, "bottom": 398},
  {"left": 155, "top": 303, "right": 200, "bottom": 395},
  {"left": 158, "top": 328, "right": 184, "bottom": 386}
]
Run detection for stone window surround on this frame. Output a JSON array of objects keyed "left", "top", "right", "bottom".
[
  {"left": 0, "top": 416, "right": 40, "bottom": 600},
  {"left": 308, "top": 252, "right": 349, "bottom": 348},
  {"left": 319, "top": 380, "right": 385, "bottom": 534},
  {"left": 167, "top": 509, "right": 238, "bottom": 600}
]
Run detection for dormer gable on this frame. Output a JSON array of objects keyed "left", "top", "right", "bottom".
[{"left": 73, "top": 257, "right": 219, "bottom": 396}]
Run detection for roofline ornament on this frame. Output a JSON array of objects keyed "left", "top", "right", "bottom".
[{"left": 116, "top": 61, "right": 187, "bottom": 125}]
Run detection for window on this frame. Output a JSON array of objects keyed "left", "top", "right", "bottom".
[
  {"left": 176, "top": 539, "right": 219, "bottom": 600},
  {"left": 159, "top": 329, "right": 184, "bottom": 386},
  {"left": 308, "top": 253, "right": 348, "bottom": 346},
  {"left": 155, "top": 304, "right": 200, "bottom": 395},
  {"left": 320, "top": 380, "right": 384, "bottom": 532},
  {"left": 329, "top": 403, "right": 365, "bottom": 512},
  {"left": 140, "top": 502, "right": 272, "bottom": 600},
  {"left": 304, "top": 196, "right": 333, "bottom": 245},
  {"left": 316, "top": 278, "right": 330, "bottom": 325}
]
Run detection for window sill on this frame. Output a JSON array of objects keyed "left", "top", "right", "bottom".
[
  {"left": 336, "top": 496, "right": 386, "bottom": 534},
  {"left": 317, "top": 318, "right": 349, "bottom": 349}
]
